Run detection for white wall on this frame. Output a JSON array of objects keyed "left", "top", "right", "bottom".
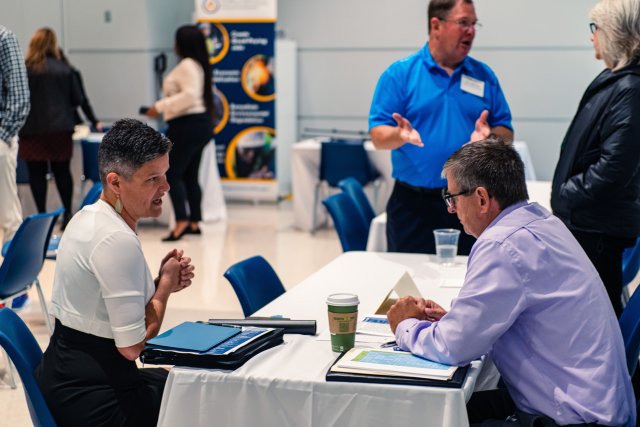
[
  {"left": 277, "top": 0, "right": 602, "bottom": 180},
  {"left": 0, "top": 0, "right": 193, "bottom": 123},
  {"left": 2, "top": 0, "right": 603, "bottom": 180}
]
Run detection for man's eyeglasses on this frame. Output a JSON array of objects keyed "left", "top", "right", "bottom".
[
  {"left": 440, "top": 18, "right": 482, "bottom": 30},
  {"left": 441, "top": 188, "right": 473, "bottom": 210},
  {"left": 589, "top": 22, "right": 598, "bottom": 34}
]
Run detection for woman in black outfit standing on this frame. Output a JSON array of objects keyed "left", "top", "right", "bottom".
[
  {"left": 19, "top": 28, "right": 83, "bottom": 228},
  {"left": 146, "top": 25, "right": 216, "bottom": 241},
  {"left": 59, "top": 49, "right": 105, "bottom": 132},
  {"left": 551, "top": 0, "right": 640, "bottom": 317}
]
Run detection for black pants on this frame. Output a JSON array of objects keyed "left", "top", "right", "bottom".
[
  {"left": 166, "top": 113, "right": 213, "bottom": 222},
  {"left": 35, "top": 320, "right": 168, "bottom": 427},
  {"left": 467, "top": 389, "right": 611, "bottom": 427},
  {"left": 386, "top": 180, "right": 475, "bottom": 254},
  {"left": 26, "top": 159, "right": 73, "bottom": 216},
  {"left": 570, "top": 230, "right": 635, "bottom": 317}
]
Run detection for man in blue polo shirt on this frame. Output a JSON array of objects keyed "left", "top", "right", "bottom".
[{"left": 369, "top": 0, "right": 513, "bottom": 254}]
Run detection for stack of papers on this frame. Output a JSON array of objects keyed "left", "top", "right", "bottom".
[
  {"left": 332, "top": 347, "right": 458, "bottom": 381},
  {"left": 356, "top": 315, "right": 394, "bottom": 343}
]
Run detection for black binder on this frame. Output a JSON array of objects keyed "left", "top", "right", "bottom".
[
  {"left": 326, "top": 351, "right": 470, "bottom": 388},
  {"left": 206, "top": 318, "right": 317, "bottom": 335},
  {"left": 140, "top": 327, "right": 284, "bottom": 370}
]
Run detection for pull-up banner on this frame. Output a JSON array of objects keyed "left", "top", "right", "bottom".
[{"left": 196, "top": 0, "right": 277, "bottom": 201}]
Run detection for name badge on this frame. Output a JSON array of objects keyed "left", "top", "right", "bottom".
[{"left": 460, "top": 74, "right": 485, "bottom": 98}]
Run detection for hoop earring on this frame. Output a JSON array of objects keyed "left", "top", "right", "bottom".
[{"left": 115, "top": 196, "right": 123, "bottom": 214}]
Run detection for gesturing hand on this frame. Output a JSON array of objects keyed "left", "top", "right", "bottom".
[
  {"left": 392, "top": 113, "right": 424, "bottom": 147},
  {"left": 469, "top": 109, "right": 490, "bottom": 143}
]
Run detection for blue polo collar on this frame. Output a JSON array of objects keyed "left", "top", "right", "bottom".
[{"left": 420, "top": 42, "right": 471, "bottom": 75}]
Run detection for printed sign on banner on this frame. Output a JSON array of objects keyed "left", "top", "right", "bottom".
[{"left": 196, "top": 0, "right": 278, "bottom": 201}]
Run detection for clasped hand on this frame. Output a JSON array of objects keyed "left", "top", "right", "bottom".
[
  {"left": 158, "top": 249, "right": 195, "bottom": 293},
  {"left": 386, "top": 296, "right": 447, "bottom": 333}
]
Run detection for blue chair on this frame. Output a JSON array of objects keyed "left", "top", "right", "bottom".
[
  {"left": 623, "top": 237, "right": 640, "bottom": 288},
  {"left": 223, "top": 256, "right": 285, "bottom": 317},
  {"left": 311, "top": 139, "right": 380, "bottom": 231},
  {"left": 338, "top": 177, "right": 376, "bottom": 228},
  {"left": 0, "top": 308, "right": 57, "bottom": 426},
  {"left": 620, "top": 281, "right": 640, "bottom": 377},
  {"left": 0, "top": 208, "right": 63, "bottom": 334},
  {"left": 44, "top": 186, "right": 101, "bottom": 261},
  {"left": 621, "top": 237, "right": 640, "bottom": 305},
  {"left": 80, "top": 139, "right": 100, "bottom": 200},
  {"left": 79, "top": 182, "right": 103, "bottom": 209},
  {"left": 322, "top": 193, "right": 369, "bottom": 252}
]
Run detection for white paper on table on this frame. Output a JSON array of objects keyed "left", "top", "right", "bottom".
[
  {"left": 316, "top": 328, "right": 392, "bottom": 345},
  {"left": 374, "top": 271, "right": 423, "bottom": 314},
  {"left": 357, "top": 315, "right": 394, "bottom": 338}
]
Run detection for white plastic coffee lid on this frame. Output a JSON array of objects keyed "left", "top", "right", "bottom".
[{"left": 326, "top": 293, "right": 359, "bottom": 306}]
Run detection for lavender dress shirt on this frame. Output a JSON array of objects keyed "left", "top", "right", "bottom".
[{"left": 395, "top": 202, "right": 635, "bottom": 426}]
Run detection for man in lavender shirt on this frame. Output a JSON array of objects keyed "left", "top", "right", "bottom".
[{"left": 387, "top": 140, "right": 635, "bottom": 426}]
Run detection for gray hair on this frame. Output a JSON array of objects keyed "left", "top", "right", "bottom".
[
  {"left": 442, "top": 138, "right": 528, "bottom": 210},
  {"left": 427, "top": 0, "right": 474, "bottom": 34},
  {"left": 98, "top": 118, "right": 172, "bottom": 183},
  {"left": 591, "top": 0, "right": 640, "bottom": 70}
]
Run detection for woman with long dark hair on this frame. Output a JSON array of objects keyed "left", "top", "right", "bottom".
[
  {"left": 147, "top": 24, "right": 216, "bottom": 241},
  {"left": 19, "top": 27, "right": 84, "bottom": 229}
]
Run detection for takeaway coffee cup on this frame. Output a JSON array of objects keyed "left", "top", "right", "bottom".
[
  {"left": 433, "top": 228, "right": 460, "bottom": 266},
  {"left": 326, "top": 293, "right": 359, "bottom": 352}
]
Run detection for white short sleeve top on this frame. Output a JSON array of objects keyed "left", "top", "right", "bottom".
[{"left": 50, "top": 200, "right": 155, "bottom": 348}]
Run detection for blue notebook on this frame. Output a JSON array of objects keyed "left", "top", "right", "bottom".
[{"left": 147, "top": 322, "right": 241, "bottom": 352}]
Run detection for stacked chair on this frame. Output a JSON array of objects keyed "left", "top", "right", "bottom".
[
  {"left": 311, "top": 139, "right": 380, "bottom": 232},
  {"left": 322, "top": 177, "right": 379, "bottom": 253}
]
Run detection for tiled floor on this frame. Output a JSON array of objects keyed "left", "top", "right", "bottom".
[{"left": 0, "top": 200, "right": 343, "bottom": 426}]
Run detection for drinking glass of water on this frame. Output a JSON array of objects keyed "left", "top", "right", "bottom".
[{"left": 433, "top": 229, "right": 460, "bottom": 266}]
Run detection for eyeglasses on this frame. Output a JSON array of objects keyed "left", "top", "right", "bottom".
[
  {"left": 439, "top": 18, "right": 482, "bottom": 30},
  {"left": 589, "top": 22, "right": 598, "bottom": 34},
  {"left": 441, "top": 188, "right": 474, "bottom": 210}
]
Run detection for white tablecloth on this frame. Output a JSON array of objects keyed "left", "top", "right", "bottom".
[
  {"left": 291, "top": 139, "right": 393, "bottom": 231},
  {"left": 366, "top": 180, "right": 552, "bottom": 252},
  {"left": 158, "top": 252, "right": 483, "bottom": 427}
]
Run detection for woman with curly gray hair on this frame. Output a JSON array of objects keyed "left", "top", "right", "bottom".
[{"left": 552, "top": 0, "right": 640, "bottom": 318}]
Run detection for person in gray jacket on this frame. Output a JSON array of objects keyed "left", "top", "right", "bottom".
[{"left": 551, "top": 0, "right": 640, "bottom": 318}]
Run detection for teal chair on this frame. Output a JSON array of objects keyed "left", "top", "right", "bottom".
[
  {"left": 0, "top": 308, "right": 57, "bottom": 426},
  {"left": 223, "top": 256, "right": 285, "bottom": 317}
]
